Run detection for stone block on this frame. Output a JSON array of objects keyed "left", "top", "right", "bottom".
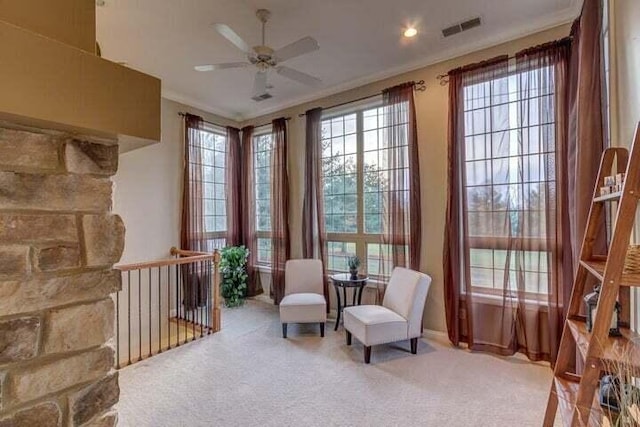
[
  {"left": 65, "top": 139, "right": 118, "bottom": 176},
  {"left": 82, "top": 215, "right": 125, "bottom": 267},
  {"left": 0, "top": 317, "right": 40, "bottom": 365},
  {"left": 43, "top": 299, "right": 114, "bottom": 355},
  {"left": 69, "top": 374, "right": 119, "bottom": 426},
  {"left": 0, "top": 401, "right": 61, "bottom": 427},
  {"left": 82, "top": 411, "right": 117, "bottom": 427},
  {"left": 0, "top": 128, "right": 61, "bottom": 172},
  {"left": 0, "top": 214, "right": 77, "bottom": 243},
  {"left": 35, "top": 244, "right": 80, "bottom": 272},
  {"left": 0, "top": 246, "right": 29, "bottom": 278},
  {"left": 8, "top": 347, "right": 113, "bottom": 404},
  {"left": 0, "top": 172, "right": 112, "bottom": 212},
  {"left": 0, "top": 270, "right": 121, "bottom": 317}
]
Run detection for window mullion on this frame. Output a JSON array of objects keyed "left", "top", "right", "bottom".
[{"left": 356, "top": 111, "right": 366, "bottom": 268}]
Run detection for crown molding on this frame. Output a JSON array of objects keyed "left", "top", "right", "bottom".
[
  {"left": 166, "top": 3, "right": 581, "bottom": 122},
  {"left": 161, "top": 89, "right": 242, "bottom": 122}
]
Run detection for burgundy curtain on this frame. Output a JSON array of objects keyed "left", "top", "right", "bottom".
[
  {"left": 443, "top": 56, "right": 510, "bottom": 348},
  {"left": 567, "top": 0, "right": 607, "bottom": 286},
  {"left": 516, "top": 40, "right": 572, "bottom": 363},
  {"left": 381, "top": 83, "right": 421, "bottom": 272},
  {"left": 180, "top": 113, "right": 208, "bottom": 309},
  {"left": 443, "top": 39, "right": 572, "bottom": 363},
  {"left": 302, "top": 107, "right": 330, "bottom": 308},
  {"left": 226, "top": 126, "right": 242, "bottom": 246},
  {"left": 241, "top": 126, "right": 262, "bottom": 296},
  {"left": 270, "top": 118, "right": 290, "bottom": 304},
  {"left": 181, "top": 113, "right": 206, "bottom": 252}
]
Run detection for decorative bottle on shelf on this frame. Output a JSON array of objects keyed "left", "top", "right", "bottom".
[{"left": 584, "top": 284, "right": 622, "bottom": 336}]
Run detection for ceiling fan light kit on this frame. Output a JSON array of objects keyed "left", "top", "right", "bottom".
[{"left": 195, "top": 9, "right": 321, "bottom": 101}]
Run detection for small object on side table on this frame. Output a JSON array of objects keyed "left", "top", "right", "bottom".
[{"left": 347, "top": 255, "right": 361, "bottom": 279}]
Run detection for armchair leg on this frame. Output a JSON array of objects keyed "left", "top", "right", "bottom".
[
  {"left": 282, "top": 323, "right": 287, "bottom": 339},
  {"left": 320, "top": 322, "right": 325, "bottom": 337},
  {"left": 346, "top": 331, "right": 352, "bottom": 346},
  {"left": 364, "top": 346, "right": 371, "bottom": 364},
  {"left": 410, "top": 338, "right": 418, "bottom": 354}
]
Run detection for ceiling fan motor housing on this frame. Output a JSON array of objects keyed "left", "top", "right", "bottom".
[{"left": 250, "top": 45, "right": 276, "bottom": 71}]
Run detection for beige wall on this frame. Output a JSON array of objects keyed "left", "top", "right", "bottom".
[
  {"left": 610, "top": 0, "right": 640, "bottom": 330},
  {"left": 611, "top": 0, "right": 640, "bottom": 150},
  {"left": 242, "top": 24, "right": 571, "bottom": 332},
  {"left": 0, "top": 0, "right": 95, "bottom": 52},
  {"left": 114, "top": 98, "right": 238, "bottom": 265}
]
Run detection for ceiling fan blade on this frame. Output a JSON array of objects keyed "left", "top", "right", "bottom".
[
  {"left": 274, "top": 36, "right": 319, "bottom": 62},
  {"left": 253, "top": 71, "right": 268, "bottom": 96},
  {"left": 194, "top": 62, "right": 250, "bottom": 72},
  {"left": 276, "top": 66, "right": 321, "bottom": 87},
  {"left": 213, "top": 24, "right": 251, "bottom": 53}
]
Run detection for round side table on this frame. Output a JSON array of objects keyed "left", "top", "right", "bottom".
[{"left": 330, "top": 273, "right": 369, "bottom": 331}]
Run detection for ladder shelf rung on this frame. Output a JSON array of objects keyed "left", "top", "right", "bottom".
[
  {"left": 566, "top": 319, "right": 640, "bottom": 373},
  {"left": 593, "top": 191, "right": 623, "bottom": 203},
  {"left": 553, "top": 375, "right": 603, "bottom": 427},
  {"left": 579, "top": 259, "right": 640, "bottom": 287}
]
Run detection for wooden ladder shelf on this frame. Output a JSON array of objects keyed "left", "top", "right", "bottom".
[{"left": 543, "top": 123, "right": 640, "bottom": 426}]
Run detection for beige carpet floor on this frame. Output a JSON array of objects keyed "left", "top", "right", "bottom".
[{"left": 117, "top": 299, "right": 558, "bottom": 426}]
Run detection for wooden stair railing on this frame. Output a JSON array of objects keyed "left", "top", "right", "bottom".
[
  {"left": 113, "top": 247, "right": 221, "bottom": 368},
  {"left": 543, "top": 122, "right": 640, "bottom": 426}
]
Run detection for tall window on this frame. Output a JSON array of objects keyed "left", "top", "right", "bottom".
[
  {"left": 253, "top": 131, "right": 273, "bottom": 265},
  {"left": 463, "top": 65, "right": 555, "bottom": 296},
  {"left": 321, "top": 105, "right": 409, "bottom": 278},
  {"left": 200, "top": 126, "right": 227, "bottom": 249}
]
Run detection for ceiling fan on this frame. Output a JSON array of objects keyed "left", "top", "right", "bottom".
[{"left": 195, "top": 9, "right": 321, "bottom": 101}]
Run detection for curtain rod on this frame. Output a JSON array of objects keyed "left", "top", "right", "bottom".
[
  {"left": 436, "top": 36, "right": 573, "bottom": 86},
  {"left": 178, "top": 112, "right": 230, "bottom": 129},
  {"left": 297, "top": 79, "right": 426, "bottom": 118},
  {"left": 252, "top": 116, "right": 291, "bottom": 129},
  {"left": 179, "top": 112, "right": 291, "bottom": 130}
]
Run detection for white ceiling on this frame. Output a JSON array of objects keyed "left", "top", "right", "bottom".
[{"left": 96, "top": 0, "right": 580, "bottom": 121}]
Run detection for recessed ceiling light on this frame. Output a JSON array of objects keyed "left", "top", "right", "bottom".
[{"left": 404, "top": 27, "right": 418, "bottom": 38}]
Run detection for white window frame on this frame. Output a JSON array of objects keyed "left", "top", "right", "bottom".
[
  {"left": 252, "top": 128, "right": 273, "bottom": 267},
  {"left": 199, "top": 124, "right": 228, "bottom": 248},
  {"left": 321, "top": 100, "right": 408, "bottom": 280},
  {"left": 460, "top": 63, "right": 556, "bottom": 299}
]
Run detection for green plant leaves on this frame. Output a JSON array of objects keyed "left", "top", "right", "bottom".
[{"left": 220, "top": 245, "right": 249, "bottom": 308}]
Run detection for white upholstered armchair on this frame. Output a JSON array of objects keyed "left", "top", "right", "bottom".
[
  {"left": 343, "top": 267, "right": 432, "bottom": 363},
  {"left": 279, "top": 259, "right": 327, "bottom": 338}
]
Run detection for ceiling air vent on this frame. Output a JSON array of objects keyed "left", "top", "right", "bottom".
[
  {"left": 251, "top": 93, "right": 273, "bottom": 102},
  {"left": 442, "top": 17, "right": 482, "bottom": 38}
]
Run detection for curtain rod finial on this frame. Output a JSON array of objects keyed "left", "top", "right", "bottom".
[{"left": 436, "top": 74, "right": 449, "bottom": 86}]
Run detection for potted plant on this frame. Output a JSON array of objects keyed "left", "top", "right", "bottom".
[
  {"left": 347, "top": 255, "right": 361, "bottom": 279},
  {"left": 220, "top": 246, "right": 249, "bottom": 308}
]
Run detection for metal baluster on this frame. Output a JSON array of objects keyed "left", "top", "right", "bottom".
[
  {"left": 191, "top": 263, "right": 196, "bottom": 341},
  {"left": 148, "top": 267, "right": 152, "bottom": 358},
  {"left": 167, "top": 265, "right": 171, "bottom": 349},
  {"left": 138, "top": 270, "right": 142, "bottom": 361},
  {"left": 207, "top": 260, "right": 212, "bottom": 334},
  {"left": 210, "top": 259, "right": 214, "bottom": 334},
  {"left": 158, "top": 266, "right": 162, "bottom": 354},
  {"left": 184, "top": 262, "right": 188, "bottom": 344},
  {"left": 200, "top": 260, "right": 205, "bottom": 338},
  {"left": 116, "top": 289, "right": 120, "bottom": 369},
  {"left": 176, "top": 262, "right": 180, "bottom": 346},
  {"left": 127, "top": 271, "right": 131, "bottom": 366}
]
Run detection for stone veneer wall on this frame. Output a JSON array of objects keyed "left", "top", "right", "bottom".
[{"left": 0, "top": 124, "right": 124, "bottom": 427}]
